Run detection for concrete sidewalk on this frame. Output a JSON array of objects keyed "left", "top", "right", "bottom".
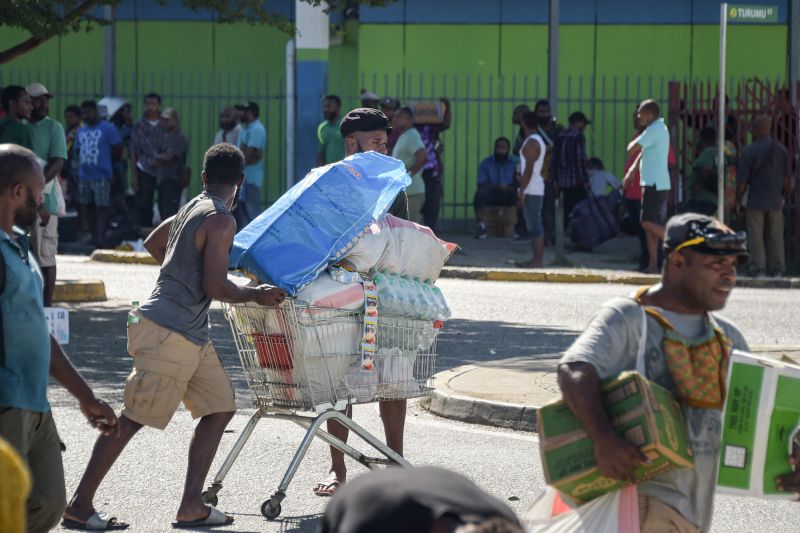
[
  {"left": 88, "top": 232, "right": 800, "bottom": 288},
  {"left": 439, "top": 231, "right": 800, "bottom": 288},
  {"left": 421, "top": 347, "right": 800, "bottom": 432}
]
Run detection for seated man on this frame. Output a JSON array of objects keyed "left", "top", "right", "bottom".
[
  {"left": 474, "top": 137, "right": 517, "bottom": 239},
  {"left": 587, "top": 157, "right": 622, "bottom": 202}
]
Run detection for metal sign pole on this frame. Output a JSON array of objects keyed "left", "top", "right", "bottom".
[{"left": 717, "top": 3, "right": 728, "bottom": 221}]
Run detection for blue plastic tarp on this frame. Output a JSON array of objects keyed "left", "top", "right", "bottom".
[{"left": 229, "top": 151, "right": 410, "bottom": 295}]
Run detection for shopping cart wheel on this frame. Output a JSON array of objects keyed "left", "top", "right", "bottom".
[
  {"left": 261, "top": 498, "right": 282, "bottom": 520},
  {"left": 201, "top": 491, "right": 218, "bottom": 507}
]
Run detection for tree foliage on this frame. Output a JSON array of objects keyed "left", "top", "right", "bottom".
[{"left": 0, "top": 0, "right": 395, "bottom": 64}]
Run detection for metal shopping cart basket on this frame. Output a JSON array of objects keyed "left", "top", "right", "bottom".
[{"left": 202, "top": 299, "right": 439, "bottom": 519}]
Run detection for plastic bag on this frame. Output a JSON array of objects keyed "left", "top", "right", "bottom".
[
  {"left": 376, "top": 347, "right": 420, "bottom": 398},
  {"left": 229, "top": 152, "right": 410, "bottom": 295},
  {"left": 295, "top": 272, "right": 365, "bottom": 311},
  {"left": 523, "top": 486, "right": 639, "bottom": 533}
]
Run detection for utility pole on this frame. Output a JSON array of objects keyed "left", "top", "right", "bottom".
[
  {"left": 549, "top": 0, "right": 568, "bottom": 264},
  {"left": 103, "top": 5, "right": 116, "bottom": 96}
]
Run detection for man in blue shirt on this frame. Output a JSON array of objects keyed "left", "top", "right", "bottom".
[
  {"left": 474, "top": 137, "right": 517, "bottom": 239},
  {"left": 234, "top": 101, "right": 266, "bottom": 229},
  {"left": 0, "top": 144, "right": 120, "bottom": 531},
  {"left": 74, "top": 100, "right": 122, "bottom": 246},
  {"left": 625, "top": 99, "right": 672, "bottom": 273}
]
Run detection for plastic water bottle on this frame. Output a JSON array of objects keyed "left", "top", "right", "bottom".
[
  {"left": 394, "top": 276, "right": 412, "bottom": 316},
  {"left": 374, "top": 273, "right": 394, "bottom": 314},
  {"left": 419, "top": 282, "right": 439, "bottom": 319},
  {"left": 431, "top": 286, "right": 452, "bottom": 320},
  {"left": 128, "top": 301, "right": 141, "bottom": 326},
  {"left": 412, "top": 279, "right": 433, "bottom": 319}
]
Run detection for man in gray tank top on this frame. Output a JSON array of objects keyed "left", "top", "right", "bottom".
[{"left": 64, "top": 144, "right": 286, "bottom": 529}]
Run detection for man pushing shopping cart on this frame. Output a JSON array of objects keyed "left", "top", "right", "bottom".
[{"left": 63, "top": 143, "right": 286, "bottom": 531}]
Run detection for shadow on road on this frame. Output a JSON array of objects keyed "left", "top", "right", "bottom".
[
  {"left": 436, "top": 318, "right": 576, "bottom": 370},
  {"left": 276, "top": 513, "right": 324, "bottom": 532},
  {"left": 57, "top": 306, "right": 578, "bottom": 409}
]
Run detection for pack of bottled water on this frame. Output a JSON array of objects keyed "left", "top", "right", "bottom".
[{"left": 371, "top": 272, "right": 451, "bottom": 320}]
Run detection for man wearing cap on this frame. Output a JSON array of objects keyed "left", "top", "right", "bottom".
[
  {"left": 316, "top": 95, "right": 345, "bottom": 166},
  {"left": 359, "top": 90, "right": 380, "bottom": 110},
  {"left": 552, "top": 111, "right": 591, "bottom": 225},
  {"left": 320, "top": 467, "right": 524, "bottom": 533},
  {"left": 339, "top": 107, "right": 409, "bottom": 219},
  {"left": 27, "top": 83, "right": 67, "bottom": 306},
  {"left": 312, "top": 107, "right": 408, "bottom": 497},
  {"left": 558, "top": 213, "right": 755, "bottom": 532},
  {"left": 234, "top": 101, "right": 266, "bottom": 228},
  {"left": 154, "top": 108, "right": 189, "bottom": 220}
]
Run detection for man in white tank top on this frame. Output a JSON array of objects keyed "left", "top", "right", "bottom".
[{"left": 516, "top": 112, "right": 547, "bottom": 267}]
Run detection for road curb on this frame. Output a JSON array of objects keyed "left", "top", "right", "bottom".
[
  {"left": 420, "top": 389, "right": 538, "bottom": 432},
  {"left": 90, "top": 250, "right": 157, "bottom": 265},
  {"left": 53, "top": 280, "right": 107, "bottom": 303},
  {"left": 441, "top": 266, "right": 799, "bottom": 289}
]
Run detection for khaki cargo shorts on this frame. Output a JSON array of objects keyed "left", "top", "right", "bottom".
[
  {"left": 122, "top": 316, "right": 236, "bottom": 430},
  {"left": 638, "top": 493, "right": 700, "bottom": 533}
]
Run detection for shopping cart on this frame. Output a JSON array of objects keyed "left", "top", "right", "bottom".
[{"left": 202, "top": 299, "right": 439, "bottom": 519}]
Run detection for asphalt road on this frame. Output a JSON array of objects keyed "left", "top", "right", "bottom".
[{"left": 48, "top": 257, "right": 800, "bottom": 532}]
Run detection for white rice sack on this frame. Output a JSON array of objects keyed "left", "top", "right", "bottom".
[
  {"left": 336, "top": 223, "right": 390, "bottom": 273},
  {"left": 375, "top": 215, "right": 457, "bottom": 281}
]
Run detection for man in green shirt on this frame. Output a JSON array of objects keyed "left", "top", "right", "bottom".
[
  {"left": 0, "top": 85, "right": 34, "bottom": 149},
  {"left": 27, "top": 83, "right": 68, "bottom": 306},
  {"left": 316, "top": 95, "right": 345, "bottom": 165},
  {"left": 391, "top": 107, "right": 427, "bottom": 223},
  {"left": 684, "top": 126, "right": 718, "bottom": 217}
]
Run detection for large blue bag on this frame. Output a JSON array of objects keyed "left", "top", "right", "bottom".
[
  {"left": 229, "top": 152, "right": 410, "bottom": 295},
  {"left": 568, "top": 194, "right": 619, "bottom": 251}
]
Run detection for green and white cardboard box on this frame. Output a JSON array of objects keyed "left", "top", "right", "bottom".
[
  {"left": 538, "top": 372, "right": 693, "bottom": 504},
  {"left": 718, "top": 351, "right": 800, "bottom": 498}
]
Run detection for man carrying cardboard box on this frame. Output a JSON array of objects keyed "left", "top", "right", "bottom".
[{"left": 557, "top": 212, "right": 755, "bottom": 532}]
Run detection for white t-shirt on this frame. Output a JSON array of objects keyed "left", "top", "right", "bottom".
[{"left": 520, "top": 133, "right": 546, "bottom": 196}]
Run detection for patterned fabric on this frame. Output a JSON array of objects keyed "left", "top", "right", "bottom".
[
  {"left": 553, "top": 128, "right": 588, "bottom": 188},
  {"left": 417, "top": 124, "right": 442, "bottom": 176},
  {"left": 130, "top": 117, "right": 166, "bottom": 176},
  {"left": 645, "top": 308, "right": 732, "bottom": 409}
]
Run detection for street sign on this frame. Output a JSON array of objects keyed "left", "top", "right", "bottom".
[
  {"left": 728, "top": 4, "right": 779, "bottom": 23},
  {"left": 716, "top": 3, "right": 780, "bottom": 221}
]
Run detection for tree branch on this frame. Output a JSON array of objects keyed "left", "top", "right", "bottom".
[{"left": 0, "top": 0, "right": 102, "bottom": 65}]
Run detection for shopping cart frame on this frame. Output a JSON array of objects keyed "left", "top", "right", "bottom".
[{"left": 202, "top": 300, "right": 437, "bottom": 520}]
